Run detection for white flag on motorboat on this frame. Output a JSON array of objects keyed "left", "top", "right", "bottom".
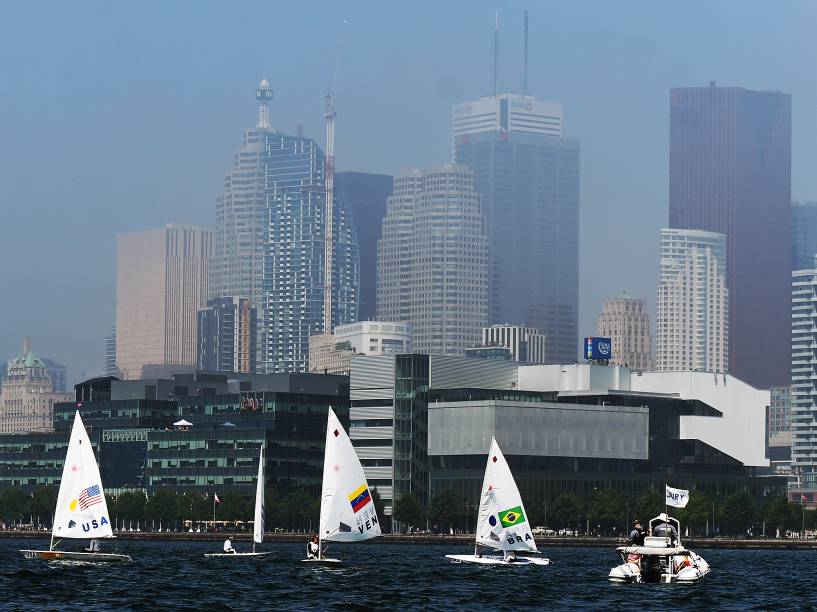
[{"left": 665, "top": 485, "right": 689, "bottom": 508}]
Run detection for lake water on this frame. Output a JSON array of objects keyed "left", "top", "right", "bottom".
[{"left": 1, "top": 538, "right": 815, "bottom": 610}]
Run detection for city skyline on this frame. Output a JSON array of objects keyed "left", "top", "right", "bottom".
[{"left": 2, "top": 1, "right": 817, "bottom": 383}]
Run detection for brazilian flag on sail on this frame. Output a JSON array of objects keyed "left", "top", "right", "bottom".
[{"left": 498, "top": 505, "right": 526, "bottom": 528}]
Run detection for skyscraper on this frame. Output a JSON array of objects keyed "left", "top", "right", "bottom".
[
  {"left": 791, "top": 201, "right": 817, "bottom": 271},
  {"left": 116, "top": 225, "right": 213, "bottom": 379},
  {"left": 335, "top": 172, "right": 394, "bottom": 321},
  {"left": 596, "top": 292, "right": 654, "bottom": 370},
  {"left": 669, "top": 84, "right": 791, "bottom": 387},
  {"left": 197, "top": 297, "right": 257, "bottom": 374},
  {"left": 454, "top": 93, "right": 580, "bottom": 364},
  {"left": 262, "top": 133, "right": 359, "bottom": 373},
  {"left": 656, "top": 229, "right": 728, "bottom": 373},
  {"left": 792, "top": 257, "right": 817, "bottom": 485},
  {"left": 377, "top": 165, "right": 488, "bottom": 355},
  {"left": 104, "top": 326, "right": 118, "bottom": 377}
]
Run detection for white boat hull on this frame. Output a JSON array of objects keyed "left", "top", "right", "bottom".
[
  {"left": 608, "top": 548, "right": 709, "bottom": 583},
  {"left": 204, "top": 552, "right": 271, "bottom": 558},
  {"left": 20, "top": 549, "right": 131, "bottom": 562},
  {"left": 445, "top": 554, "right": 550, "bottom": 566},
  {"left": 301, "top": 557, "right": 343, "bottom": 566}
]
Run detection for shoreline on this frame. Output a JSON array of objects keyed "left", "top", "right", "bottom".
[{"left": 3, "top": 530, "right": 817, "bottom": 549}]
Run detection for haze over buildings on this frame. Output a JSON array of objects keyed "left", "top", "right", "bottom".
[{"left": 596, "top": 293, "right": 653, "bottom": 370}]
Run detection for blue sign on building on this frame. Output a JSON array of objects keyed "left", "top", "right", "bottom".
[{"left": 585, "top": 337, "right": 612, "bottom": 361}]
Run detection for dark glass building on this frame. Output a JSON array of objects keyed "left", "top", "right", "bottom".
[
  {"left": 336, "top": 172, "right": 394, "bottom": 321},
  {"left": 197, "top": 296, "right": 257, "bottom": 374},
  {"left": 669, "top": 85, "right": 791, "bottom": 388}
]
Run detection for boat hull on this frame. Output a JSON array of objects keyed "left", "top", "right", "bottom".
[
  {"left": 20, "top": 549, "right": 131, "bottom": 562},
  {"left": 445, "top": 554, "right": 550, "bottom": 566},
  {"left": 608, "top": 548, "right": 709, "bottom": 583},
  {"left": 301, "top": 557, "right": 343, "bottom": 565},
  {"left": 204, "top": 552, "right": 271, "bottom": 558}
]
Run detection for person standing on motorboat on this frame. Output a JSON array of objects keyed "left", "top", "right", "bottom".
[
  {"left": 627, "top": 520, "right": 645, "bottom": 546},
  {"left": 652, "top": 514, "right": 678, "bottom": 545},
  {"left": 307, "top": 534, "right": 320, "bottom": 559},
  {"left": 223, "top": 538, "right": 236, "bottom": 554}
]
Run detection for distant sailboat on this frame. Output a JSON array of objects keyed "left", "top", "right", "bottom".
[
  {"left": 302, "top": 407, "right": 381, "bottom": 565},
  {"left": 205, "top": 445, "right": 269, "bottom": 558},
  {"left": 446, "top": 437, "right": 549, "bottom": 565},
  {"left": 20, "top": 411, "right": 131, "bottom": 562}
]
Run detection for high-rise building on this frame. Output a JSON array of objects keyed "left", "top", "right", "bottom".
[
  {"left": 0, "top": 339, "right": 73, "bottom": 434},
  {"left": 308, "top": 321, "right": 412, "bottom": 376},
  {"left": 596, "top": 293, "right": 654, "bottom": 370},
  {"left": 197, "top": 297, "right": 257, "bottom": 374},
  {"left": 792, "top": 258, "right": 817, "bottom": 485},
  {"left": 336, "top": 172, "right": 394, "bottom": 321},
  {"left": 377, "top": 165, "right": 488, "bottom": 355},
  {"left": 211, "top": 79, "right": 273, "bottom": 313},
  {"left": 453, "top": 93, "right": 579, "bottom": 364},
  {"left": 40, "top": 358, "right": 68, "bottom": 393},
  {"left": 669, "top": 84, "right": 791, "bottom": 388},
  {"left": 478, "top": 324, "right": 547, "bottom": 363},
  {"left": 116, "top": 225, "right": 213, "bottom": 379},
  {"left": 791, "top": 201, "right": 817, "bottom": 271},
  {"left": 104, "top": 326, "right": 118, "bottom": 377},
  {"left": 262, "top": 133, "right": 359, "bottom": 373},
  {"left": 656, "top": 229, "right": 728, "bottom": 373}
]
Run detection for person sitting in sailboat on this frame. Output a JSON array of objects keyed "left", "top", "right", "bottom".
[
  {"left": 84, "top": 539, "right": 100, "bottom": 553},
  {"left": 307, "top": 535, "right": 320, "bottom": 559},
  {"left": 223, "top": 538, "right": 236, "bottom": 554}
]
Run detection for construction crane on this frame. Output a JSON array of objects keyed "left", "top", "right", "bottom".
[{"left": 323, "top": 22, "right": 345, "bottom": 335}]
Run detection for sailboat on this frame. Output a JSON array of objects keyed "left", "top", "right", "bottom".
[
  {"left": 20, "top": 411, "right": 131, "bottom": 562},
  {"left": 205, "top": 445, "right": 269, "bottom": 558},
  {"left": 445, "top": 437, "right": 549, "bottom": 565},
  {"left": 301, "top": 407, "right": 381, "bottom": 565}
]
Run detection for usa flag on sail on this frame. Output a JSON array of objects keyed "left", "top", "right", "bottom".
[{"left": 79, "top": 484, "right": 103, "bottom": 510}]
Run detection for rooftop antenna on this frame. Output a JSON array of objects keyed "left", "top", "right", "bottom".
[
  {"left": 255, "top": 78, "right": 273, "bottom": 129},
  {"left": 493, "top": 10, "right": 499, "bottom": 97},
  {"left": 522, "top": 10, "right": 528, "bottom": 96}
]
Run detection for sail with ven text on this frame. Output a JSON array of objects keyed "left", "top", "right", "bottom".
[
  {"left": 475, "top": 437, "right": 537, "bottom": 553},
  {"left": 52, "top": 411, "right": 113, "bottom": 540},
  {"left": 319, "top": 408, "right": 381, "bottom": 542}
]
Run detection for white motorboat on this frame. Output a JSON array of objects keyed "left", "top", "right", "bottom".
[
  {"left": 608, "top": 513, "right": 710, "bottom": 583},
  {"left": 300, "top": 408, "right": 381, "bottom": 565},
  {"left": 205, "top": 445, "right": 271, "bottom": 558},
  {"left": 20, "top": 411, "right": 131, "bottom": 562},
  {"left": 445, "top": 437, "right": 550, "bottom": 566}
]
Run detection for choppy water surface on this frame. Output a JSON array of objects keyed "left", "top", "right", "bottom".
[{"left": 1, "top": 538, "right": 815, "bottom": 610}]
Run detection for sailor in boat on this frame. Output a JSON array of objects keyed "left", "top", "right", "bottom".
[
  {"left": 84, "top": 539, "right": 101, "bottom": 553},
  {"left": 503, "top": 551, "right": 519, "bottom": 563},
  {"left": 652, "top": 513, "right": 679, "bottom": 546},
  {"left": 627, "top": 520, "right": 645, "bottom": 546},
  {"left": 223, "top": 538, "right": 236, "bottom": 554},
  {"left": 306, "top": 535, "right": 320, "bottom": 559}
]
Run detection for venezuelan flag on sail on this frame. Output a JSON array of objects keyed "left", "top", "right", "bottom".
[
  {"left": 347, "top": 483, "right": 372, "bottom": 513},
  {"left": 498, "top": 505, "right": 526, "bottom": 528}
]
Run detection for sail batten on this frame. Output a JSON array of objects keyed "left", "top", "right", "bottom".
[
  {"left": 319, "top": 408, "right": 381, "bottom": 543},
  {"left": 474, "top": 438, "right": 537, "bottom": 554},
  {"left": 52, "top": 412, "right": 113, "bottom": 541}
]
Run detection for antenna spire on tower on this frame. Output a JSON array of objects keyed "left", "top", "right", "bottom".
[
  {"left": 255, "top": 78, "right": 273, "bottom": 129},
  {"left": 523, "top": 11, "right": 529, "bottom": 96},
  {"left": 493, "top": 10, "right": 499, "bottom": 98}
]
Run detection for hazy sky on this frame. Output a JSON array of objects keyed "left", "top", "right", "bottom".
[{"left": 1, "top": 0, "right": 816, "bottom": 383}]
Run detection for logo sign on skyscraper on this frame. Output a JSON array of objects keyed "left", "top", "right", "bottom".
[{"left": 585, "top": 337, "right": 612, "bottom": 361}]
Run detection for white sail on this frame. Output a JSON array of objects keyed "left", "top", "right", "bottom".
[
  {"left": 319, "top": 408, "right": 381, "bottom": 543},
  {"left": 475, "top": 437, "right": 536, "bottom": 553},
  {"left": 52, "top": 411, "right": 113, "bottom": 540},
  {"left": 253, "top": 446, "right": 265, "bottom": 545}
]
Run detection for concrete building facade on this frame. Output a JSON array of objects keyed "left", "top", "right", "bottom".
[
  {"left": 0, "top": 339, "right": 72, "bottom": 434},
  {"left": 656, "top": 229, "right": 728, "bottom": 373},
  {"left": 116, "top": 225, "right": 213, "bottom": 379},
  {"left": 669, "top": 85, "right": 791, "bottom": 388},
  {"left": 480, "top": 324, "right": 547, "bottom": 363},
  {"left": 454, "top": 93, "right": 580, "bottom": 364},
  {"left": 596, "top": 292, "right": 654, "bottom": 370}
]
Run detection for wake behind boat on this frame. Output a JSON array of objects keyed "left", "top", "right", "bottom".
[
  {"left": 445, "top": 437, "right": 549, "bottom": 566},
  {"left": 301, "top": 407, "right": 381, "bottom": 565},
  {"left": 205, "top": 445, "right": 270, "bottom": 558},
  {"left": 20, "top": 410, "right": 131, "bottom": 562},
  {"left": 608, "top": 513, "right": 709, "bottom": 583}
]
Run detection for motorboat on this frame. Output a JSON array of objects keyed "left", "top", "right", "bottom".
[{"left": 608, "top": 513, "right": 709, "bottom": 583}]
